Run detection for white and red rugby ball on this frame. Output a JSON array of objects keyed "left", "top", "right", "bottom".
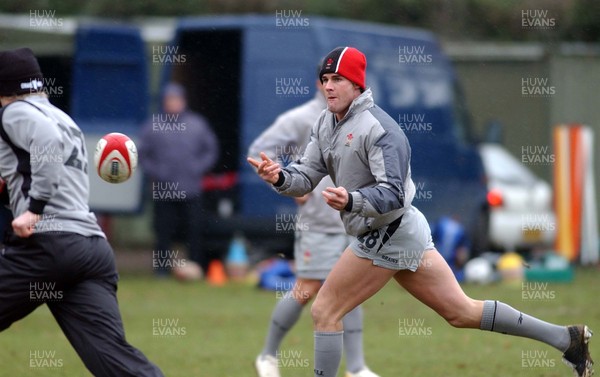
[{"left": 94, "top": 132, "right": 138, "bottom": 183}]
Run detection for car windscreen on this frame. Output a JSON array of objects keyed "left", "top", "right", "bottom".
[{"left": 480, "top": 144, "right": 538, "bottom": 186}]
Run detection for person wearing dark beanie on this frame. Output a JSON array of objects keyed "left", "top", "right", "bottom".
[
  {"left": 248, "top": 45, "right": 593, "bottom": 377},
  {"left": 0, "top": 47, "right": 44, "bottom": 97},
  {"left": 0, "top": 48, "right": 165, "bottom": 377}
]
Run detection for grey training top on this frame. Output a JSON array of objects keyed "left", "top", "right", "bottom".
[
  {"left": 248, "top": 92, "right": 345, "bottom": 234},
  {"left": 0, "top": 95, "right": 105, "bottom": 237},
  {"left": 274, "top": 89, "right": 416, "bottom": 236}
]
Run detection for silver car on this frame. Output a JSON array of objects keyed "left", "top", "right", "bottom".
[{"left": 479, "top": 143, "right": 556, "bottom": 251}]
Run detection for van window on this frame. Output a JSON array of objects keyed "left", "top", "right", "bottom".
[
  {"left": 37, "top": 55, "right": 72, "bottom": 113},
  {"left": 451, "top": 83, "right": 475, "bottom": 145}
]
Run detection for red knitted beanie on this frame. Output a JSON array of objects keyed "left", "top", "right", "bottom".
[{"left": 319, "top": 47, "right": 366, "bottom": 90}]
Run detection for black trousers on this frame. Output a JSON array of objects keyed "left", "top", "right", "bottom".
[
  {"left": 153, "top": 194, "right": 207, "bottom": 273},
  {"left": 0, "top": 232, "right": 164, "bottom": 377}
]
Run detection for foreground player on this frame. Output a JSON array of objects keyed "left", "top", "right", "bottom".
[
  {"left": 248, "top": 46, "right": 593, "bottom": 377},
  {"left": 0, "top": 48, "right": 164, "bottom": 376},
  {"left": 249, "top": 77, "right": 378, "bottom": 377}
]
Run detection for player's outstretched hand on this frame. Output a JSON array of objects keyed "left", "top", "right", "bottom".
[
  {"left": 12, "top": 210, "right": 41, "bottom": 238},
  {"left": 322, "top": 186, "right": 349, "bottom": 211},
  {"left": 247, "top": 152, "right": 282, "bottom": 185}
]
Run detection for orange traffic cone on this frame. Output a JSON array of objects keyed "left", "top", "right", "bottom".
[{"left": 207, "top": 259, "right": 228, "bottom": 286}]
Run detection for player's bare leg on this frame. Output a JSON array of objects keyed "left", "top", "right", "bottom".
[
  {"left": 397, "top": 249, "right": 593, "bottom": 377},
  {"left": 312, "top": 249, "right": 396, "bottom": 331},
  {"left": 290, "top": 278, "right": 322, "bottom": 305},
  {"left": 393, "top": 249, "right": 483, "bottom": 328}
]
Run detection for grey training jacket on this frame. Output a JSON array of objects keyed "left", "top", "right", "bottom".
[
  {"left": 0, "top": 95, "right": 105, "bottom": 237},
  {"left": 249, "top": 92, "right": 345, "bottom": 234},
  {"left": 274, "top": 89, "right": 416, "bottom": 236}
]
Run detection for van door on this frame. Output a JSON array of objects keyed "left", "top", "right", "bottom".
[
  {"left": 241, "top": 25, "right": 319, "bottom": 218},
  {"left": 71, "top": 24, "right": 149, "bottom": 213}
]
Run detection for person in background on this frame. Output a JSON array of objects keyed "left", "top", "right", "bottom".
[
  {"left": 431, "top": 216, "right": 470, "bottom": 281},
  {"left": 138, "top": 82, "right": 219, "bottom": 277}
]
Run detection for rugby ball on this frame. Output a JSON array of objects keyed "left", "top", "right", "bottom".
[{"left": 94, "top": 132, "right": 138, "bottom": 183}]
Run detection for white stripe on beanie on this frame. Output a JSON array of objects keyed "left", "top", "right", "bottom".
[{"left": 334, "top": 47, "right": 349, "bottom": 73}]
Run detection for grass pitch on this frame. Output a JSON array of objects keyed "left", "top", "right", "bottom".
[{"left": 0, "top": 266, "right": 598, "bottom": 376}]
